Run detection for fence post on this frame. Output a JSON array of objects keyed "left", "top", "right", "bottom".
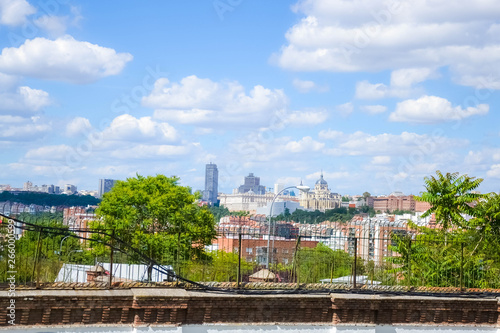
[
  {"left": 407, "top": 238, "right": 412, "bottom": 287},
  {"left": 237, "top": 233, "right": 242, "bottom": 288},
  {"left": 460, "top": 242, "right": 464, "bottom": 292},
  {"left": 176, "top": 232, "right": 181, "bottom": 287},
  {"left": 294, "top": 236, "right": 301, "bottom": 289},
  {"left": 353, "top": 237, "right": 357, "bottom": 289},
  {"left": 33, "top": 227, "right": 43, "bottom": 288},
  {"left": 109, "top": 230, "right": 114, "bottom": 289}
]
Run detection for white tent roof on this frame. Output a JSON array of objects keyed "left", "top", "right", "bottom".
[{"left": 55, "top": 263, "right": 174, "bottom": 283}]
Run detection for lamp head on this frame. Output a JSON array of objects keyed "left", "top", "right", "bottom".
[{"left": 296, "top": 185, "right": 310, "bottom": 193}]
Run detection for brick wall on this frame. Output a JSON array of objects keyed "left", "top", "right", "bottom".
[{"left": 1, "top": 289, "right": 499, "bottom": 327}]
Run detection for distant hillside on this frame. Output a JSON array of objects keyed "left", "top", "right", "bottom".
[{"left": 0, "top": 191, "right": 100, "bottom": 207}]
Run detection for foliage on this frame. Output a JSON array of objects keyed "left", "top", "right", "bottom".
[
  {"left": 209, "top": 205, "right": 230, "bottom": 223},
  {"left": 0, "top": 191, "right": 100, "bottom": 207},
  {"left": 416, "top": 171, "right": 484, "bottom": 229},
  {"left": 0, "top": 218, "right": 93, "bottom": 284},
  {"left": 387, "top": 225, "right": 500, "bottom": 288},
  {"left": 388, "top": 172, "right": 500, "bottom": 288},
  {"left": 278, "top": 207, "right": 357, "bottom": 223},
  {"left": 92, "top": 174, "right": 217, "bottom": 267},
  {"left": 296, "top": 243, "right": 354, "bottom": 283},
  {"left": 182, "top": 250, "right": 255, "bottom": 282}
]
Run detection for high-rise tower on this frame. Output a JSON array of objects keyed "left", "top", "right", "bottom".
[
  {"left": 98, "top": 179, "right": 117, "bottom": 198},
  {"left": 203, "top": 163, "right": 218, "bottom": 205}
]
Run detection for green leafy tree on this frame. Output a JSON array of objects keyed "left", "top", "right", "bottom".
[
  {"left": 416, "top": 171, "right": 484, "bottom": 229},
  {"left": 209, "top": 205, "right": 230, "bottom": 223},
  {"left": 0, "top": 218, "right": 91, "bottom": 284},
  {"left": 183, "top": 250, "right": 255, "bottom": 282},
  {"left": 297, "top": 243, "right": 354, "bottom": 283},
  {"left": 92, "top": 175, "right": 217, "bottom": 267}
]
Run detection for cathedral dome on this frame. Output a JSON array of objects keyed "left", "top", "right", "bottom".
[{"left": 316, "top": 173, "right": 328, "bottom": 185}]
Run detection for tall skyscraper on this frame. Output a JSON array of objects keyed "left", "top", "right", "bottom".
[
  {"left": 203, "top": 163, "right": 218, "bottom": 204},
  {"left": 98, "top": 179, "right": 117, "bottom": 198},
  {"left": 238, "top": 173, "right": 266, "bottom": 194}
]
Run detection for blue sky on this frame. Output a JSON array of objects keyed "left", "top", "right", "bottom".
[{"left": 1, "top": 0, "right": 499, "bottom": 196}]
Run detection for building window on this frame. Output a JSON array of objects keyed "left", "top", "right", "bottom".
[
  {"left": 282, "top": 249, "right": 289, "bottom": 254},
  {"left": 246, "top": 247, "right": 253, "bottom": 254},
  {"left": 283, "top": 258, "right": 289, "bottom": 265}
]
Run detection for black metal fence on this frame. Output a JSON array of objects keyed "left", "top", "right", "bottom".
[{"left": 1, "top": 213, "right": 499, "bottom": 292}]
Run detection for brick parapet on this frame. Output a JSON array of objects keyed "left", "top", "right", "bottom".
[{"left": 0, "top": 289, "right": 499, "bottom": 327}]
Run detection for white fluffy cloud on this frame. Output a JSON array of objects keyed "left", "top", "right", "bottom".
[
  {"left": 285, "top": 136, "right": 325, "bottom": 153},
  {"left": 323, "top": 130, "right": 467, "bottom": 156},
  {"left": 0, "top": 85, "right": 51, "bottom": 115},
  {"left": 145, "top": 75, "right": 288, "bottom": 127},
  {"left": 65, "top": 117, "right": 93, "bottom": 137},
  {"left": 276, "top": 0, "right": 500, "bottom": 89},
  {"left": 356, "top": 68, "right": 436, "bottom": 99},
  {"left": 292, "top": 78, "right": 328, "bottom": 93},
  {"left": 102, "top": 114, "right": 178, "bottom": 143},
  {"left": 318, "top": 129, "right": 343, "bottom": 140},
  {"left": 487, "top": 164, "right": 500, "bottom": 178},
  {"left": 336, "top": 102, "right": 353, "bottom": 116},
  {"left": 34, "top": 15, "right": 68, "bottom": 37},
  {"left": 0, "top": 0, "right": 35, "bottom": 26},
  {"left": 0, "top": 35, "right": 133, "bottom": 84},
  {"left": 389, "top": 96, "right": 489, "bottom": 124},
  {"left": 371, "top": 156, "right": 391, "bottom": 165},
  {"left": 287, "top": 109, "right": 328, "bottom": 125},
  {"left": 360, "top": 105, "right": 387, "bottom": 114},
  {"left": 24, "top": 144, "right": 73, "bottom": 160},
  {"left": 110, "top": 144, "right": 191, "bottom": 160},
  {"left": 0, "top": 116, "right": 51, "bottom": 141}
]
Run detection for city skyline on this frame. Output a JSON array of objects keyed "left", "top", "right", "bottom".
[{"left": 1, "top": 1, "right": 500, "bottom": 196}]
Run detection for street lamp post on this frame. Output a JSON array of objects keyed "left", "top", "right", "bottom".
[
  {"left": 266, "top": 184, "right": 310, "bottom": 268},
  {"left": 57, "top": 235, "right": 71, "bottom": 256}
]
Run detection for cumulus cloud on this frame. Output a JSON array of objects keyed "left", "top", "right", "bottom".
[
  {"left": 110, "top": 144, "right": 191, "bottom": 160},
  {"left": 0, "top": 35, "right": 133, "bottom": 84},
  {"left": 292, "top": 78, "right": 328, "bottom": 93},
  {"left": 34, "top": 15, "right": 68, "bottom": 37},
  {"left": 356, "top": 68, "right": 436, "bottom": 99},
  {"left": 322, "top": 130, "right": 467, "bottom": 156},
  {"left": 371, "top": 156, "right": 391, "bottom": 165},
  {"left": 0, "top": 0, "right": 35, "bottom": 26},
  {"left": 65, "top": 117, "right": 93, "bottom": 137},
  {"left": 285, "top": 136, "right": 325, "bottom": 153},
  {"left": 336, "top": 102, "right": 353, "bottom": 116},
  {"left": 102, "top": 114, "right": 178, "bottom": 143},
  {"left": 275, "top": 0, "right": 500, "bottom": 89},
  {"left": 360, "top": 105, "right": 387, "bottom": 114},
  {"left": 145, "top": 75, "right": 288, "bottom": 127},
  {"left": 318, "top": 129, "right": 343, "bottom": 140},
  {"left": 389, "top": 95, "right": 489, "bottom": 124},
  {"left": 0, "top": 85, "right": 51, "bottom": 115},
  {"left": 287, "top": 109, "right": 328, "bottom": 125},
  {"left": 0, "top": 116, "right": 51, "bottom": 141},
  {"left": 24, "top": 144, "right": 73, "bottom": 160},
  {"left": 487, "top": 164, "right": 500, "bottom": 178}
]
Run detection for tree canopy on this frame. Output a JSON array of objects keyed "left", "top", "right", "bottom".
[
  {"left": 92, "top": 174, "right": 217, "bottom": 265},
  {"left": 416, "top": 170, "right": 484, "bottom": 229}
]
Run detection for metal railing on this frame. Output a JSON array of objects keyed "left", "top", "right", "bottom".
[{"left": 1, "top": 213, "right": 499, "bottom": 293}]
